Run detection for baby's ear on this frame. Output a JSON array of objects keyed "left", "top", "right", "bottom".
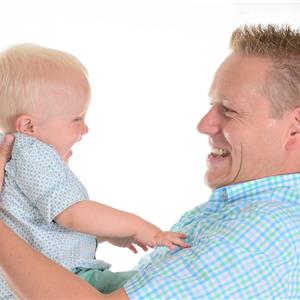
[{"left": 14, "top": 114, "right": 35, "bottom": 135}]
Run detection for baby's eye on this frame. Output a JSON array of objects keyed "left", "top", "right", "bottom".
[{"left": 73, "top": 117, "right": 83, "bottom": 122}]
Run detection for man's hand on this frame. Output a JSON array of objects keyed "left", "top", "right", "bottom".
[{"left": 0, "top": 134, "right": 14, "bottom": 192}]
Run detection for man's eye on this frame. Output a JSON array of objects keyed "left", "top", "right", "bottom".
[{"left": 222, "top": 105, "right": 236, "bottom": 114}]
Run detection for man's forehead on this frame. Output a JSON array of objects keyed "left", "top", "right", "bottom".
[{"left": 208, "top": 61, "right": 270, "bottom": 109}]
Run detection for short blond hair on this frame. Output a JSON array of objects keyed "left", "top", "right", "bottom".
[
  {"left": 0, "top": 44, "right": 91, "bottom": 132},
  {"left": 230, "top": 24, "right": 300, "bottom": 118}
]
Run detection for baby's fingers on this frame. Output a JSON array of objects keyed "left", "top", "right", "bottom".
[
  {"left": 135, "top": 242, "right": 149, "bottom": 252},
  {"left": 158, "top": 238, "right": 188, "bottom": 250},
  {"left": 128, "top": 244, "right": 138, "bottom": 254},
  {"left": 159, "top": 240, "right": 176, "bottom": 250},
  {"left": 169, "top": 236, "right": 189, "bottom": 249},
  {"left": 155, "top": 232, "right": 189, "bottom": 249}
]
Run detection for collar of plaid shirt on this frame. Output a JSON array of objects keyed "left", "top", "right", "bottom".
[{"left": 208, "top": 173, "right": 300, "bottom": 211}]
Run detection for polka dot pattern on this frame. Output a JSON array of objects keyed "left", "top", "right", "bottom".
[{"left": 0, "top": 133, "right": 110, "bottom": 298}]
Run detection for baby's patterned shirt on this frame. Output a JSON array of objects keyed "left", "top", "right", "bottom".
[{"left": 0, "top": 133, "right": 110, "bottom": 299}]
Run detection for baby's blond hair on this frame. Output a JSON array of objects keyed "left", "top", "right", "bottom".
[
  {"left": 230, "top": 24, "right": 300, "bottom": 118},
  {"left": 0, "top": 44, "right": 90, "bottom": 132}
]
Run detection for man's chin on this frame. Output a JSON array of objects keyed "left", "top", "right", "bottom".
[
  {"left": 204, "top": 172, "right": 232, "bottom": 189},
  {"left": 205, "top": 176, "right": 221, "bottom": 190}
]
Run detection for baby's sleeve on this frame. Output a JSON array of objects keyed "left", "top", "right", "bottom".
[{"left": 13, "top": 136, "right": 88, "bottom": 223}]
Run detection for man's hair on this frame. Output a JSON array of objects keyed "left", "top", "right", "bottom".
[
  {"left": 230, "top": 24, "right": 300, "bottom": 118},
  {"left": 0, "top": 44, "right": 90, "bottom": 132}
]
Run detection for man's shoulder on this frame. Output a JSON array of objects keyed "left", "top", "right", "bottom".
[
  {"left": 222, "top": 198, "right": 299, "bottom": 232},
  {"left": 213, "top": 199, "right": 300, "bottom": 257}
]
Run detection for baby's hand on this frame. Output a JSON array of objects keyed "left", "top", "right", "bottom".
[
  {"left": 133, "top": 219, "right": 189, "bottom": 250},
  {"left": 98, "top": 236, "right": 149, "bottom": 254},
  {"left": 153, "top": 231, "right": 189, "bottom": 250}
]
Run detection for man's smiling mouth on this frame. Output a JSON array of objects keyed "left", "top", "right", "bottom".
[{"left": 210, "top": 148, "right": 231, "bottom": 158}]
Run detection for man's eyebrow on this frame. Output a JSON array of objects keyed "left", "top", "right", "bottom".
[
  {"left": 208, "top": 94, "right": 228, "bottom": 105},
  {"left": 208, "top": 90, "right": 217, "bottom": 103},
  {"left": 219, "top": 94, "right": 229, "bottom": 102}
]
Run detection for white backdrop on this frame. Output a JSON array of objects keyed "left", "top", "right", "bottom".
[{"left": 2, "top": 0, "right": 300, "bottom": 271}]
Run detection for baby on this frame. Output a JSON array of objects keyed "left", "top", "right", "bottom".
[{"left": 0, "top": 44, "right": 188, "bottom": 298}]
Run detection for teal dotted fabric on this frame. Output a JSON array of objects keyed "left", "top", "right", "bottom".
[{"left": 0, "top": 133, "right": 110, "bottom": 299}]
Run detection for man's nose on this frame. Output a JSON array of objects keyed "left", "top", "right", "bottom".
[{"left": 197, "top": 105, "right": 221, "bottom": 135}]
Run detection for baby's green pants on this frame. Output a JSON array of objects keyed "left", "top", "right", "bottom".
[{"left": 73, "top": 267, "right": 137, "bottom": 294}]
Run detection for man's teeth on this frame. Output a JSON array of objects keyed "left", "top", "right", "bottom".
[{"left": 211, "top": 148, "right": 230, "bottom": 157}]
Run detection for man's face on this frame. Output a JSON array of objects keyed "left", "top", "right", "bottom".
[{"left": 197, "top": 53, "right": 291, "bottom": 189}]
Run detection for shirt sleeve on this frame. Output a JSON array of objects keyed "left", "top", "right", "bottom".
[
  {"left": 124, "top": 210, "right": 293, "bottom": 299},
  {"left": 13, "top": 135, "right": 89, "bottom": 223}
]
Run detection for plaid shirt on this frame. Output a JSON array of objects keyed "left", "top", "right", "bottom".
[{"left": 124, "top": 174, "right": 300, "bottom": 299}]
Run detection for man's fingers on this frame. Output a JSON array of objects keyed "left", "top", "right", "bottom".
[
  {"left": 0, "top": 134, "right": 14, "bottom": 192},
  {"left": 0, "top": 134, "right": 14, "bottom": 159}
]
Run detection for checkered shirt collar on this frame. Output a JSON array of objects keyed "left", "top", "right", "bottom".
[{"left": 208, "top": 173, "right": 300, "bottom": 212}]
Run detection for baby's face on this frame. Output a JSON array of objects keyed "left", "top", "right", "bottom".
[{"left": 33, "top": 73, "right": 90, "bottom": 163}]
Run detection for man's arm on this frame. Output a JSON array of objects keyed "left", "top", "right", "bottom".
[
  {"left": 0, "top": 222, "right": 129, "bottom": 299},
  {"left": 0, "top": 221, "right": 107, "bottom": 299}
]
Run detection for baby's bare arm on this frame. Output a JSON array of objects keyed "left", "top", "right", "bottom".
[
  {"left": 55, "top": 200, "right": 188, "bottom": 249},
  {"left": 54, "top": 200, "right": 147, "bottom": 237}
]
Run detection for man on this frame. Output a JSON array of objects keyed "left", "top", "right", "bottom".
[{"left": 1, "top": 24, "right": 300, "bottom": 299}]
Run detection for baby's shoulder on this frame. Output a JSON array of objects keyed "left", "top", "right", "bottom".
[{"left": 12, "top": 133, "right": 63, "bottom": 167}]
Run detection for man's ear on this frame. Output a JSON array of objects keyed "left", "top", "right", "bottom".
[
  {"left": 14, "top": 114, "right": 36, "bottom": 135},
  {"left": 286, "top": 108, "right": 300, "bottom": 151}
]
